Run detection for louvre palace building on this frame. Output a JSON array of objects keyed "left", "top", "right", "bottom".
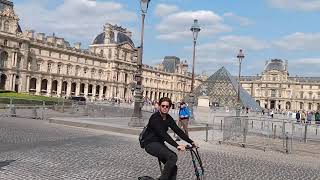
[
  {"left": 0, "top": 0, "right": 206, "bottom": 103},
  {"left": 241, "top": 59, "right": 320, "bottom": 111}
]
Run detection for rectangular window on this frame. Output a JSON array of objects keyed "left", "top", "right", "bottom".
[
  {"left": 271, "top": 89, "right": 276, "bottom": 97},
  {"left": 57, "top": 64, "right": 61, "bottom": 74},
  {"left": 37, "top": 63, "right": 41, "bottom": 71},
  {"left": 48, "top": 63, "right": 52, "bottom": 72}
]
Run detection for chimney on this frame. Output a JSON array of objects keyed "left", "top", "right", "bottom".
[
  {"left": 104, "top": 23, "right": 113, "bottom": 44},
  {"left": 284, "top": 60, "right": 288, "bottom": 71},
  {"left": 36, "top": 33, "right": 45, "bottom": 41},
  {"left": 47, "top": 36, "right": 56, "bottom": 44},
  {"left": 56, "top": 38, "right": 64, "bottom": 46},
  {"left": 25, "top": 30, "right": 35, "bottom": 39},
  {"left": 74, "top": 42, "right": 81, "bottom": 50}
]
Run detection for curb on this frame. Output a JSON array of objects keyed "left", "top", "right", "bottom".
[{"left": 48, "top": 118, "right": 211, "bottom": 136}]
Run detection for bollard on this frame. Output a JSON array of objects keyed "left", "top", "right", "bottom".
[
  {"left": 285, "top": 132, "right": 289, "bottom": 154},
  {"left": 41, "top": 101, "right": 45, "bottom": 120},
  {"left": 32, "top": 106, "right": 37, "bottom": 119},
  {"left": 251, "top": 121, "right": 253, "bottom": 128},
  {"left": 316, "top": 128, "right": 318, "bottom": 135},
  {"left": 9, "top": 98, "right": 16, "bottom": 117},
  {"left": 205, "top": 124, "right": 209, "bottom": 142},
  {"left": 304, "top": 124, "right": 308, "bottom": 143},
  {"left": 273, "top": 125, "right": 277, "bottom": 139},
  {"left": 220, "top": 120, "right": 223, "bottom": 131},
  {"left": 243, "top": 127, "right": 247, "bottom": 145}
]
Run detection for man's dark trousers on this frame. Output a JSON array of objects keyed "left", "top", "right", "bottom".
[{"left": 145, "top": 142, "right": 177, "bottom": 180}]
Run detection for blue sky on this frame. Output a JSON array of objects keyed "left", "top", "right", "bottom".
[{"left": 13, "top": 0, "right": 320, "bottom": 77}]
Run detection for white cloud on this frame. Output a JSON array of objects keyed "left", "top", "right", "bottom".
[
  {"left": 273, "top": 32, "right": 320, "bottom": 51},
  {"left": 194, "top": 35, "right": 269, "bottom": 60},
  {"left": 15, "top": 0, "right": 137, "bottom": 46},
  {"left": 156, "top": 10, "right": 231, "bottom": 41},
  {"left": 268, "top": 0, "right": 320, "bottom": 11},
  {"left": 155, "top": 4, "right": 179, "bottom": 17},
  {"left": 223, "top": 12, "right": 254, "bottom": 26},
  {"left": 291, "top": 58, "right": 320, "bottom": 65}
]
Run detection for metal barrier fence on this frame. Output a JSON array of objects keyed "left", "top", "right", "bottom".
[
  {"left": 207, "top": 115, "right": 320, "bottom": 155},
  {"left": 0, "top": 97, "right": 73, "bottom": 119}
]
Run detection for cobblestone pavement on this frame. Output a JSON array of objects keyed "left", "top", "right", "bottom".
[{"left": 0, "top": 117, "right": 319, "bottom": 180}]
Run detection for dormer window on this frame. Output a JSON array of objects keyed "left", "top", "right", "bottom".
[{"left": 4, "top": 21, "right": 9, "bottom": 32}]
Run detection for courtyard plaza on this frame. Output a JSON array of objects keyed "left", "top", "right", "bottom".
[{"left": 0, "top": 106, "right": 320, "bottom": 179}]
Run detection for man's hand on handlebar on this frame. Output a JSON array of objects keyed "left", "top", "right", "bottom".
[
  {"left": 192, "top": 141, "right": 199, "bottom": 148},
  {"left": 177, "top": 144, "right": 186, "bottom": 151}
]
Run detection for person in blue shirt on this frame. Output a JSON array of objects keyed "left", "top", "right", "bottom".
[{"left": 175, "top": 102, "right": 190, "bottom": 141}]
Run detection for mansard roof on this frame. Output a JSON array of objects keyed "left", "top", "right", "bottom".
[
  {"left": 265, "top": 59, "right": 285, "bottom": 71},
  {"left": 92, "top": 32, "right": 134, "bottom": 47}
]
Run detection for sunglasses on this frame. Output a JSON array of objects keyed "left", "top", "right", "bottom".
[{"left": 161, "top": 105, "right": 170, "bottom": 108}]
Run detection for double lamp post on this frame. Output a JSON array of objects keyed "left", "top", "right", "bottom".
[
  {"left": 128, "top": 0, "right": 202, "bottom": 126},
  {"left": 128, "top": 0, "right": 151, "bottom": 127}
]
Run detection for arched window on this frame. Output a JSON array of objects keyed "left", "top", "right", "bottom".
[{"left": 4, "top": 21, "right": 9, "bottom": 32}]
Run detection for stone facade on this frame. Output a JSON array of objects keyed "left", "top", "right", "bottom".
[
  {"left": 0, "top": 1, "right": 204, "bottom": 103},
  {"left": 241, "top": 59, "right": 320, "bottom": 111}
]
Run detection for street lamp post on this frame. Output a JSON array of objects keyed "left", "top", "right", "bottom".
[
  {"left": 128, "top": 0, "right": 151, "bottom": 127},
  {"left": 189, "top": 19, "right": 201, "bottom": 123},
  {"left": 156, "top": 72, "right": 160, "bottom": 101},
  {"left": 236, "top": 49, "right": 245, "bottom": 116}
]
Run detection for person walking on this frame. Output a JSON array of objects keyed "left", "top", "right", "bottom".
[
  {"left": 296, "top": 111, "right": 301, "bottom": 123},
  {"left": 306, "top": 111, "right": 313, "bottom": 124},
  {"left": 175, "top": 102, "right": 190, "bottom": 141},
  {"left": 315, "top": 111, "right": 320, "bottom": 124},
  {"left": 141, "top": 97, "right": 197, "bottom": 180}
]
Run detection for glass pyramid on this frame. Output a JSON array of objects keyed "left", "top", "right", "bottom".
[{"left": 191, "top": 67, "right": 261, "bottom": 111}]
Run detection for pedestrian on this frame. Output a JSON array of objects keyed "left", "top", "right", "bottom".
[
  {"left": 315, "top": 111, "right": 320, "bottom": 125},
  {"left": 153, "top": 102, "right": 159, "bottom": 113},
  {"left": 175, "top": 101, "right": 190, "bottom": 141},
  {"left": 306, "top": 111, "right": 312, "bottom": 124},
  {"left": 301, "top": 111, "right": 306, "bottom": 124},
  {"left": 270, "top": 110, "right": 274, "bottom": 118},
  {"left": 141, "top": 97, "right": 197, "bottom": 180},
  {"left": 296, "top": 111, "right": 301, "bottom": 123}
]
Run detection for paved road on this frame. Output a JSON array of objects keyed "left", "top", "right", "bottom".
[{"left": 0, "top": 117, "right": 319, "bottom": 180}]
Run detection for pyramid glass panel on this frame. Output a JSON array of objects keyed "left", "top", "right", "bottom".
[{"left": 191, "top": 67, "right": 261, "bottom": 111}]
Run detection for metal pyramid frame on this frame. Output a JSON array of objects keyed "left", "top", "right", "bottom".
[{"left": 191, "top": 67, "right": 261, "bottom": 111}]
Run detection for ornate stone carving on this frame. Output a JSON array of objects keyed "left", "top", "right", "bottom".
[{"left": 0, "top": 7, "right": 19, "bottom": 20}]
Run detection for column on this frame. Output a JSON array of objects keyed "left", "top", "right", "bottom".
[
  {"left": 66, "top": 81, "right": 72, "bottom": 97},
  {"left": 92, "top": 84, "right": 96, "bottom": 98},
  {"left": 47, "top": 78, "right": 52, "bottom": 96},
  {"left": 35, "top": 77, "right": 41, "bottom": 95},
  {"left": 84, "top": 83, "right": 88, "bottom": 97},
  {"left": 13, "top": 52, "right": 17, "bottom": 67},
  {"left": 7, "top": 74, "right": 12, "bottom": 90},
  {"left": 99, "top": 84, "right": 104, "bottom": 100},
  {"left": 26, "top": 75, "right": 30, "bottom": 92},
  {"left": 11, "top": 74, "right": 16, "bottom": 91},
  {"left": 11, "top": 52, "right": 15, "bottom": 67},
  {"left": 57, "top": 79, "right": 62, "bottom": 97},
  {"left": 75, "top": 82, "right": 80, "bottom": 96}
]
